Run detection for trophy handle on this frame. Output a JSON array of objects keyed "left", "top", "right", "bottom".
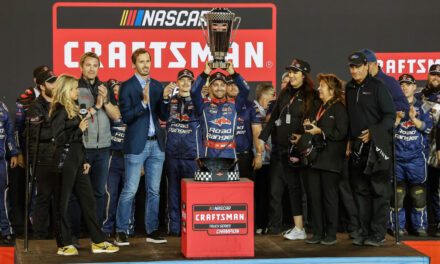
[
  {"left": 230, "top": 16, "right": 241, "bottom": 46},
  {"left": 199, "top": 17, "right": 210, "bottom": 47}
]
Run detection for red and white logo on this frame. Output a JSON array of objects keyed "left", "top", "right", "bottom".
[
  {"left": 210, "top": 116, "right": 231, "bottom": 126},
  {"left": 376, "top": 52, "right": 440, "bottom": 80}
]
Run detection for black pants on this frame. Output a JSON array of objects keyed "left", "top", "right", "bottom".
[
  {"left": 268, "top": 155, "right": 302, "bottom": 233},
  {"left": 255, "top": 164, "right": 270, "bottom": 230},
  {"left": 8, "top": 166, "right": 26, "bottom": 234},
  {"left": 56, "top": 144, "right": 105, "bottom": 246},
  {"left": 33, "top": 164, "right": 59, "bottom": 239},
  {"left": 237, "top": 152, "right": 253, "bottom": 180},
  {"left": 338, "top": 157, "right": 360, "bottom": 232},
  {"left": 306, "top": 168, "right": 340, "bottom": 238},
  {"left": 349, "top": 156, "right": 390, "bottom": 239}
]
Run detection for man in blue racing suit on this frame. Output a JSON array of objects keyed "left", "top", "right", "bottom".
[
  {"left": 392, "top": 74, "right": 433, "bottom": 237},
  {"left": 161, "top": 69, "right": 201, "bottom": 236},
  {"left": 190, "top": 61, "right": 250, "bottom": 160}
]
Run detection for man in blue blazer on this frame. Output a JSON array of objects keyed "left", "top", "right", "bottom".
[{"left": 115, "top": 48, "right": 167, "bottom": 245}]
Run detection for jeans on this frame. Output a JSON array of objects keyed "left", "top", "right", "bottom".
[
  {"left": 116, "top": 140, "right": 165, "bottom": 234},
  {"left": 86, "top": 148, "right": 110, "bottom": 228}
]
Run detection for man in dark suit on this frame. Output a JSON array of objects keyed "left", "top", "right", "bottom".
[{"left": 115, "top": 48, "right": 167, "bottom": 246}]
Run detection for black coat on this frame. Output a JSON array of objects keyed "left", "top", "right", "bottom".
[
  {"left": 309, "top": 101, "right": 349, "bottom": 174},
  {"left": 27, "top": 95, "right": 55, "bottom": 165}
]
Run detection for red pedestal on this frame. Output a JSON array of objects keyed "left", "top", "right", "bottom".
[{"left": 181, "top": 178, "right": 254, "bottom": 258}]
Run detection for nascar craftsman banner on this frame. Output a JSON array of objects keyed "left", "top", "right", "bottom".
[{"left": 53, "top": 2, "right": 277, "bottom": 84}]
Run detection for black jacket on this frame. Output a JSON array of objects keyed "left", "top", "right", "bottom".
[
  {"left": 27, "top": 96, "right": 55, "bottom": 165},
  {"left": 50, "top": 103, "right": 85, "bottom": 169},
  {"left": 345, "top": 74, "right": 395, "bottom": 139},
  {"left": 309, "top": 102, "right": 349, "bottom": 174},
  {"left": 259, "top": 85, "right": 320, "bottom": 151}
]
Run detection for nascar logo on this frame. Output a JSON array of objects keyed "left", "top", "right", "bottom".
[
  {"left": 210, "top": 117, "right": 232, "bottom": 126},
  {"left": 119, "top": 9, "right": 208, "bottom": 27}
]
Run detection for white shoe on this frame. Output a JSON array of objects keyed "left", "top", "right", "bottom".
[{"left": 283, "top": 226, "right": 307, "bottom": 240}]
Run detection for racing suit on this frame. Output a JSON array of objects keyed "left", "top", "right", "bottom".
[
  {"left": 0, "top": 101, "right": 18, "bottom": 236},
  {"left": 162, "top": 94, "right": 202, "bottom": 235},
  {"left": 391, "top": 99, "right": 432, "bottom": 231},
  {"left": 236, "top": 100, "right": 261, "bottom": 179},
  {"left": 191, "top": 72, "right": 250, "bottom": 159},
  {"left": 102, "top": 117, "right": 135, "bottom": 235}
]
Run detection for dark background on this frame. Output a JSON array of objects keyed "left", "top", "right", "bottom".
[{"left": 2, "top": 0, "right": 439, "bottom": 114}]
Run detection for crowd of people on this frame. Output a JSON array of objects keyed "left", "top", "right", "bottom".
[{"left": 0, "top": 48, "right": 439, "bottom": 256}]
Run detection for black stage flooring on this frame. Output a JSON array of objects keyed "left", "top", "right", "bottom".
[{"left": 14, "top": 234, "right": 428, "bottom": 264}]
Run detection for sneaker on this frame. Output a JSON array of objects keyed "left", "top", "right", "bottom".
[
  {"left": 349, "top": 229, "right": 362, "bottom": 239},
  {"left": 320, "top": 236, "right": 337, "bottom": 246},
  {"left": 146, "top": 230, "right": 167, "bottom": 244},
  {"left": 305, "top": 235, "right": 322, "bottom": 244},
  {"left": 416, "top": 229, "right": 428, "bottom": 237},
  {"left": 255, "top": 228, "right": 263, "bottom": 235},
  {"left": 58, "top": 245, "right": 78, "bottom": 256},
  {"left": 115, "top": 232, "right": 130, "bottom": 246},
  {"left": 364, "top": 236, "right": 386, "bottom": 247},
  {"left": 352, "top": 236, "right": 365, "bottom": 246},
  {"left": 92, "top": 241, "right": 119, "bottom": 253},
  {"left": 392, "top": 228, "right": 408, "bottom": 237},
  {"left": 283, "top": 226, "right": 307, "bottom": 240}
]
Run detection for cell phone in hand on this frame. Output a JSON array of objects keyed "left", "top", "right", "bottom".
[{"left": 304, "top": 124, "right": 313, "bottom": 130}]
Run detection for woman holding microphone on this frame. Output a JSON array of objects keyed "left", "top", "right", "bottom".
[
  {"left": 302, "top": 73, "right": 348, "bottom": 245},
  {"left": 50, "top": 74, "right": 119, "bottom": 256}
]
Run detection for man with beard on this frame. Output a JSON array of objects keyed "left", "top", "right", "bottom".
[
  {"left": 27, "top": 70, "right": 59, "bottom": 240},
  {"left": 191, "top": 61, "right": 250, "bottom": 160},
  {"left": 76, "top": 52, "right": 120, "bottom": 231},
  {"left": 161, "top": 69, "right": 201, "bottom": 236},
  {"left": 416, "top": 64, "right": 440, "bottom": 237},
  {"left": 116, "top": 48, "right": 167, "bottom": 245}
]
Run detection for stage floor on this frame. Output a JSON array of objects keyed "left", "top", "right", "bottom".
[{"left": 14, "top": 234, "right": 428, "bottom": 264}]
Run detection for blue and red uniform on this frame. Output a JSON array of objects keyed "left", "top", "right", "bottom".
[
  {"left": 391, "top": 99, "right": 432, "bottom": 231},
  {"left": 191, "top": 72, "right": 250, "bottom": 159},
  {"left": 0, "top": 101, "right": 18, "bottom": 236},
  {"left": 162, "top": 94, "right": 202, "bottom": 235}
]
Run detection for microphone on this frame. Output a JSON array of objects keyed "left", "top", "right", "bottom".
[{"left": 79, "top": 104, "right": 88, "bottom": 142}]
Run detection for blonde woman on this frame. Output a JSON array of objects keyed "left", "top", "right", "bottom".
[{"left": 50, "top": 74, "right": 119, "bottom": 256}]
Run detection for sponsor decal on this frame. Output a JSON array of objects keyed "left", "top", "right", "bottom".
[
  {"left": 53, "top": 3, "right": 276, "bottom": 84},
  {"left": 400, "top": 120, "right": 415, "bottom": 128},
  {"left": 192, "top": 203, "right": 248, "bottom": 235},
  {"left": 376, "top": 52, "right": 440, "bottom": 80},
  {"left": 210, "top": 116, "right": 231, "bottom": 126}
]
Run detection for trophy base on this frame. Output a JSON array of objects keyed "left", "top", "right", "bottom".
[{"left": 209, "top": 61, "right": 229, "bottom": 70}]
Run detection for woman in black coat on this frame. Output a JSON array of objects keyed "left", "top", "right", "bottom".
[
  {"left": 50, "top": 74, "right": 119, "bottom": 256},
  {"left": 302, "top": 73, "right": 348, "bottom": 245}
]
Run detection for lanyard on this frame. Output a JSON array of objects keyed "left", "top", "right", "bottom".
[{"left": 315, "top": 104, "right": 327, "bottom": 122}]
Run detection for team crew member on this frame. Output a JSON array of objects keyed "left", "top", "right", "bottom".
[
  {"left": 50, "top": 74, "right": 119, "bottom": 256},
  {"left": 360, "top": 49, "right": 409, "bottom": 112},
  {"left": 259, "top": 58, "right": 320, "bottom": 239},
  {"left": 281, "top": 72, "right": 290, "bottom": 90},
  {"left": 416, "top": 64, "right": 440, "bottom": 237},
  {"left": 303, "top": 74, "right": 349, "bottom": 245},
  {"left": 102, "top": 79, "right": 135, "bottom": 239},
  {"left": 162, "top": 69, "right": 201, "bottom": 236},
  {"left": 253, "top": 83, "right": 276, "bottom": 234},
  {"left": 28, "top": 70, "right": 58, "bottom": 240},
  {"left": 226, "top": 76, "right": 263, "bottom": 179},
  {"left": 391, "top": 74, "right": 432, "bottom": 237},
  {"left": 345, "top": 52, "right": 396, "bottom": 247},
  {"left": 0, "top": 101, "right": 18, "bottom": 244},
  {"left": 190, "top": 61, "right": 250, "bottom": 159},
  {"left": 77, "top": 52, "right": 121, "bottom": 228},
  {"left": 116, "top": 48, "right": 167, "bottom": 245},
  {"left": 11, "top": 65, "right": 49, "bottom": 232}
]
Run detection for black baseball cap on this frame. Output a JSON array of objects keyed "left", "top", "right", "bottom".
[
  {"left": 348, "top": 52, "right": 367, "bottom": 66},
  {"left": 209, "top": 72, "right": 227, "bottom": 84},
  {"left": 107, "top": 79, "right": 121, "bottom": 88},
  {"left": 286, "top": 59, "right": 311, "bottom": 74},
  {"left": 36, "top": 70, "right": 57, "bottom": 85},
  {"left": 429, "top": 64, "right": 440, "bottom": 75},
  {"left": 33, "top": 65, "right": 50, "bottom": 78},
  {"left": 398, "top": 74, "right": 416, "bottom": 84},
  {"left": 225, "top": 75, "right": 234, "bottom": 85},
  {"left": 177, "top": 69, "right": 194, "bottom": 81}
]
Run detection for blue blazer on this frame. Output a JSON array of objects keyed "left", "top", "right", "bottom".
[{"left": 119, "top": 75, "right": 166, "bottom": 154}]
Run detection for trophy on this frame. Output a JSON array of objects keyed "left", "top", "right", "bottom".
[{"left": 200, "top": 8, "right": 241, "bottom": 69}]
